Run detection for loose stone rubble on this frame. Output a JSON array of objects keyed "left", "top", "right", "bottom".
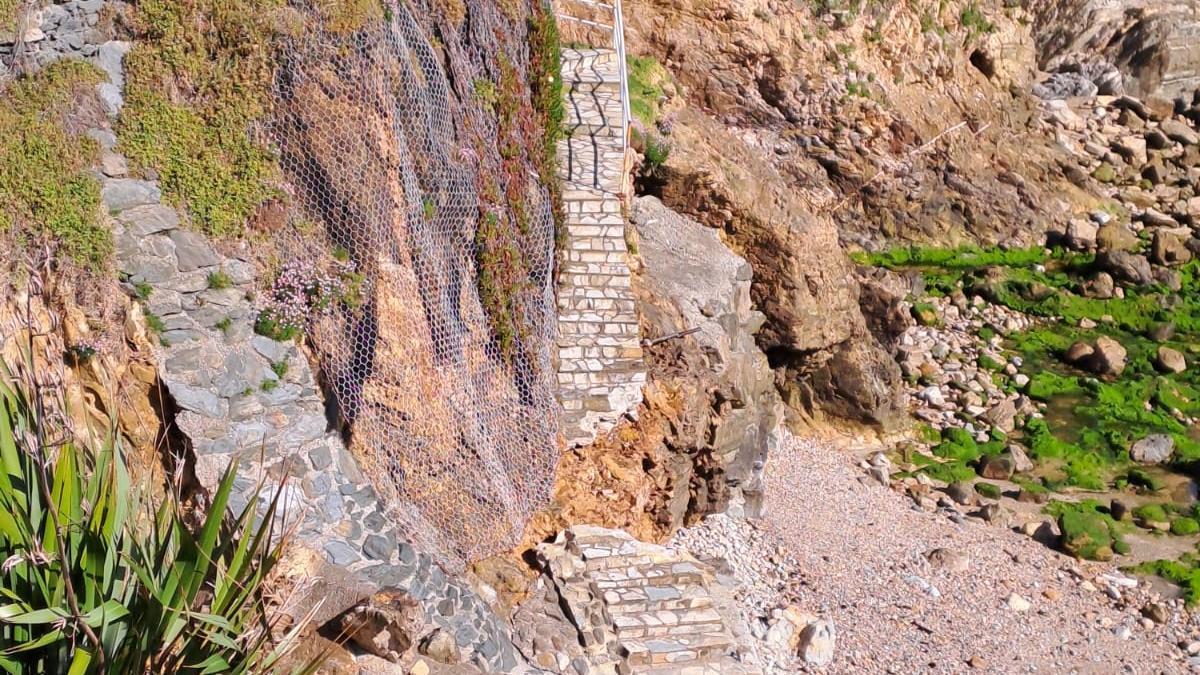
[{"left": 896, "top": 294, "right": 1039, "bottom": 440}]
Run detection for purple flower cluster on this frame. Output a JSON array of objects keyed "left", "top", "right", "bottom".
[
  {"left": 68, "top": 338, "right": 102, "bottom": 362},
  {"left": 262, "top": 258, "right": 364, "bottom": 332}
]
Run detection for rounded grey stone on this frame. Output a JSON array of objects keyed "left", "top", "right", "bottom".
[
  {"left": 323, "top": 541, "right": 360, "bottom": 567},
  {"left": 362, "top": 534, "right": 394, "bottom": 561}
]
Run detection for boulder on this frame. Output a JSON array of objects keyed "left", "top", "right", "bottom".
[
  {"left": 1082, "top": 272, "right": 1115, "bottom": 299},
  {"left": 1058, "top": 509, "right": 1115, "bottom": 561},
  {"left": 1113, "top": 136, "right": 1148, "bottom": 166},
  {"left": 1148, "top": 323, "right": 1176, "bottom": 343},
  {"left": 946, "top": 481, "right": 978, "bottom": 506},
  {"left": 1095, "top": 250, "right": 1152, "bottom": 285},
  {"left": 982, "top": 399, "right": 1017, "bottom": 433},
  {"left": 1009, "top": 444, "right": 1035, "bottom": 473},
  {"left": 1095, "top": 223, "right": 1139, "bottom": 252},
  {"left": 797, "top": 620, "right": 836, "bottom": 666},
  {"left": 978, "top": 454, "right": 1015, "bottom": 480},
  {"left": 1140, "top": 160, "right": 1170, "bottom": 185},
  {"left": 1086, "top": 336, "right": 1127, "bottom": 376},
  {"left": 1154, "top": 346, "right": 1187, "bottom": 374},
  {"left": 1161, "top": 119, "right": 1200, "bottom": 146},
  {"left": 1065, "top": 219, "right": 1099, "bottom": 250},
  {"left": 1142, "top": 208, "right": 1180, "bottom": 229},
  {"left": 1131, "top": 434, "right": 1174, "bottom": 464},
  {"left": 1151, "top": 230, "right": 1192, "bottom": 266},
  {"left": 1064, "top": 341, "right": 1095, "bottom": 364},
  {"left": 925, "top": 547, "right": 970, "bottom": 573}
]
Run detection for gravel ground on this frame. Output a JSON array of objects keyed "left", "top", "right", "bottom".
[{"left": 672, "top": 432, "right": 1200, "bottom": 673}]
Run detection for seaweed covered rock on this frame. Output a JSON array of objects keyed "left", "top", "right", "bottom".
[{"left": 1057, "top": 505, "right": 1119, "bottom": 561}]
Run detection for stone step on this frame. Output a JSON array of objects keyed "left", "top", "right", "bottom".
[
  {"left": 558, "top": 262, "right": 631, "bottom": 277},
  {"left": 609, "top": 605, "right": 720, "bottom": 629},
  {"left": 614, "top": 618, "right": 727, "bottom": 641},
  {"left": 561, "top": 47, "right": 618, "bottom": 63},
  {"left": 562, "top": 191, "right": 623, "bottom": 205},
  {"left": 600, "top": 582, "right": 712, "bottom": 611},
  {"left": 558, "top": 369, "right": 648, "bottom": 388},
  {"left": 637, "top": 659, "right": 755, "bottom": 675},
  {"left": 563, "top": 66, "right": 622, "bottom": 85},
  {"left": 565, "top": 122, "right": 624, "bottom": 139},
  {"left": 561, "top": 48, "right": 619, "bottom": 72},
  {"left": 589, "top": 561, "right": 708, "bottom": 588},
  {"left": 623, "top": 633, "right": 734, "bottom": 668},
  {"left": 564, "top": 82, "right": 623, "bottom": 104}
]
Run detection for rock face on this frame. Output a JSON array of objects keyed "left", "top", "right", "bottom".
[
  {"left": 649, "top": 110, "right": 905, "bottom": 429},
  {"left": 632, "top": 197, "right": 783, "bottom": 518},
  {"left": 1025, "top": 0, "right": 1200, "bottom": 103},
  {"left": 272, "top": 4, "right": 560, "bottom": 565}
]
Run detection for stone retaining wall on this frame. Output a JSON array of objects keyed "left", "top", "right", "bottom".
[{"left": 1, "top": 1, "right": 111, "bottom": 80}]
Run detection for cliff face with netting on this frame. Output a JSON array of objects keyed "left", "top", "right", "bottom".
[{"left": 268, "top": 0, "right": 562, "bottom": 563}]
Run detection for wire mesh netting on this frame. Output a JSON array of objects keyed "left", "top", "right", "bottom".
[{"left": 268, "top": 0, "right": 560, "bottom": 567}]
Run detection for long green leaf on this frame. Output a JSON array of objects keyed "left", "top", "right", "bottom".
[{"left": 66, "top": 647, "right": 92, "bottom": 675}]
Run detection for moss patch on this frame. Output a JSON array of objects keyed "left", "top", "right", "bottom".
[
  {"left": 865, "top": 246, "right": 1200, "bottom": 492},
  {"left": 975, "top": 481, "right": 1001, "bottom": 499},
  {"left": 1130, "top": 558, "right": 1200, "bottom": 605},
  {"left": 1, "top": 0, "right": 21, "bottom": 29},
  {"left": 1171, "top": 517, "right": 1200, "bottom": 536},
  {"left": 1046, "top": 500, "right": 1126, "bottom": 561},
  {"left": 120, "top": 0, "right": 285, "bottom": 238},
  {"left": 0, "top": 60, "right": 110, "bottom": 269}
]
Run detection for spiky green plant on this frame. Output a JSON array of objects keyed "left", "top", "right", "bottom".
[{"left": 0, "top": 357, "right": 321, "bottom": 673}]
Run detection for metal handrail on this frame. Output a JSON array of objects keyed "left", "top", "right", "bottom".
[
  {"left": 612, "top": 0, "right": 631, "bottom": 151},
  {"left": 557, "top": 14, "right": 614, "bottom": 31}
]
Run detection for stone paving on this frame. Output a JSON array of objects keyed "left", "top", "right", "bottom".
[
  {"left": 1, "top": 0, "right": 116, "bottom": 87},
  {"left": 530, "top": 526, "right": 759, "bottom": 674},
  {"left": 556, "top": 46, "right": 646, "bottom": 447}
]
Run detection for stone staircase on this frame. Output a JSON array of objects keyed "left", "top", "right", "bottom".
[
  {"left": 556, "top": 43, "right": 646, "bottom": 447},
  {"left": 536, "top": 527, "right": 759, "bottom": 674}
]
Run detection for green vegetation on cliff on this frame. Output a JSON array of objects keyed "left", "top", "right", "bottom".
[
  {"left": 627, "top": 54, "right": 668, "bottom": 127},
  {"left": 0, "top": 60, "right": 110, "bottom": 269},
  {"left": 0, "top": 360, "right": 315, "bottom": 672},
  {"left": 1, "top": 0, "right": 20, "bottom": 29},
  {"left": 120, "top": 0, "right": 284, "bottom": 237}
]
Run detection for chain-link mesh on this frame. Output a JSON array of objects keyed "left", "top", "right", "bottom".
[{"left": 268, "top": 0, "right": 560, "bottom": 567}]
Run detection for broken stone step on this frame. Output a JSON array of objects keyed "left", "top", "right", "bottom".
[{"left": 623, "top": 633, "right": 735, "bottom": 668}]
